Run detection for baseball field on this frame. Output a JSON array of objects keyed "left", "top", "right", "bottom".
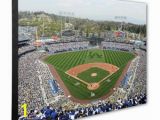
[{"left": 44, "top": 49, "right": 135, "bottom": 102}]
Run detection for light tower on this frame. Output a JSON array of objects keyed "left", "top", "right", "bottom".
[
  {"left": 59, "top": 11, "right": 75, "bottom": 43},
  {"left": 59, "top": 11, "right": 74, "bottom": 38},
  {"left": 114, "top": 16, "right": 127, "bottom": 31},
  {"left": 114, "top": 16, "right": 127, "bottom": 41}
]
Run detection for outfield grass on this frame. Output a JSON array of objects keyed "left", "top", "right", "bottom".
[
  {"left": 85, "top": 49, "right": 105, "bottom": 63},
  {"left": 44, "top": 49, "right": 135, "bottom": 100}
]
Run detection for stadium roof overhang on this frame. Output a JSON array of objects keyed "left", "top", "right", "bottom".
[
  {"left": 87, "top": 37, "right": 104, "bottom": 41},
  {"left": 18, "top": 39, "right": 30, "bottom": 44}
]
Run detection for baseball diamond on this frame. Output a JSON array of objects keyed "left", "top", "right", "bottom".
[{"left": 44, "top": 49, "right": 135, "bottom": 102}]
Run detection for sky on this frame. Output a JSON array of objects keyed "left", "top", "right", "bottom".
[{"left": 18, "top": 0, "right": 147, "bottom": 24}]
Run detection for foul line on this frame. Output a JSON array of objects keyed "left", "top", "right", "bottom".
[
  {"left": 65, "top": 67, "right": 119, "bottom": 87},
  {"left": 65, "top": 72, "right": 89, "bottom": 85}
]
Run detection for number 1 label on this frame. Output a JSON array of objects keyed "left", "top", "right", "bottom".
[{"left": 21, "top": 103, "right": 27, "bottom": 117}]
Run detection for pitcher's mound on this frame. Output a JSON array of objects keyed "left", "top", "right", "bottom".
[{"left": 91, "top": 73, "right": 97, "bottom": 77}]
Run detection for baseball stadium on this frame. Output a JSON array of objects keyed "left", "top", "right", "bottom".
[{"left": 18, "top": 11, "right": 147, "bottom": 120}]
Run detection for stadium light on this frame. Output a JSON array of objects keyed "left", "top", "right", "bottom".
[
  {"left": 59, "top": 11, "right": 75, "bottom": 39},
  {"left": 114, "top": 16, "right": 127, "bottom": 31}
]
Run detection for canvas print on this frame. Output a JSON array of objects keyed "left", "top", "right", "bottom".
[{"left": 17, "top": 0, "right": 147, "bottom": 119}]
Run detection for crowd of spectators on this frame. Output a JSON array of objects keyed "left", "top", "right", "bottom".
[
  {"left": 129, "top": 49, "right": 147, "bottom": 96},
  {"left": 19, "top": 26, "right": 37, "bottom": 42},
  {"left": 102, "top": 41, "right": 134, "bottom": 51},
  {"left": 18, "top": 45, "right": 36, "bottom": 56},
  {"left": 18, "top": 51, "right": 46, "bottom": 114},
  {"left": 19, "top": 93, "right": 146, "bottom": 120},
  {"left": 35, "top": 60, "right": 65, "bottom": 104},
  {"left": 46, "top": 42, "right": 89, "bottom": 53},
  {"left": 18, "top": 50, "right": 68, "bottom": 113}
]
